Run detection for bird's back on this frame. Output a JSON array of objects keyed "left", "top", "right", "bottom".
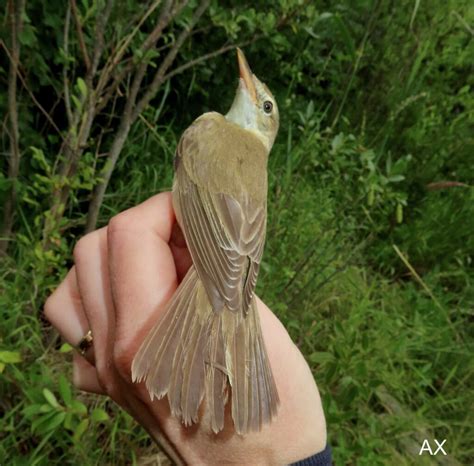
[{"left": 178, "top": 112, "right": 269, "bottom": 203}]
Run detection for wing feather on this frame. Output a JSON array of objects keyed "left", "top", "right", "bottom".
[{"left": 173, "top": 115, "right": 267, "bottom": 314}]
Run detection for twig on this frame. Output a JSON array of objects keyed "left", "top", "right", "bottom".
[
  {"left": 392, "top": 244, "right": 444, "bottom": 311},
  {"left": 89, "top": 0, "right": 114, "bottom": 78},
  {"left": 126, "top": 0, "right": 180, "bottom": 118},
  {"left": 86, "top": 0, "right": 210, "bottom": 231},
  {"left": 161, "top": 42, "right": 236, "bottom": 82},
  {"left": 112, "top": 0, "right": 164, "bottom": 67},
  {"left": 134, "top": 0, "right": 210, "bottom": 118},
  {"left": 451, "top": 9, "right": 474, "bottom": 36},
  {"left": 140, "top": 0, "right": 177, "bottom": 52},
  {"left": 95, "top": 0, "right": 166, "bottom": 110},
  {"left": 0, "top": 40, "right": 63, "bottom": 138},
  {"left": 426, "top": 181, "right": 470, "bottom": 191},
  {"left": 63, "top": 5, "right": 73, "bottom": 127},
  {"left": 1, "top": 0, "right": 25, "bottom": 255},
  {"left": 42, "top": 0, "right": 116, "bottom": 248},
  {"left": 98, "top": 22, "right": 212, "bottom": 107},
  {"left": 392, "top": 244, "right": 463, "bottom": 342},
  {"left": 332, "top": 3, "right": 379, "bottom": 129},
  {"left": 70, "top": 0, "right": 91, "bottom": 70},
  {"left": 85, "top": 0, "right": 296, "bottom": 232}
]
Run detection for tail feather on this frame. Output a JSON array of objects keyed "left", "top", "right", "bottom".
[
  {"left": 226, "top": 314, "right": 250, "bottom": 434},
  {"left": 205, "top": 314, "right": 227, "bottom": 433},
  {"left": 132, "top": 268, "right": 197, "bottom": 397},
  {"left": 248, "top": 327, "right": 260, "bottom": 431},
  {"left": 167, "top": 286, "right": 199, "bottom": 418},
  {"left": 150, "top": 276, "right": 196, "bottom": 398},
  {"left": 179, "top": 287, "right": 209, "bottom": 424},
  {"left": 131, "top": 266, "right": 279, "bottom": 434}
]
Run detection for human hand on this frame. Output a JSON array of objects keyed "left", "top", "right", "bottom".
[{"left": 44, "top": 192, "right": 327, "bottom": 465}]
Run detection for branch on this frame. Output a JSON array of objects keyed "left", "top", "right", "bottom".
[
  {"left": 70, "top": 0, "right": 91, "bottom": 71},
  {"left": 161, "top": 42, "right": 236, "bottom": 82},
  {"left": 125, "top": 0, "right": 178, "bottom": 119},
  {"left": 0, "top": 40, "right": 64, "bottom": 138},
  {"left": 426, "top": 181, "right": 470, "bottom": 191},
  {"left": 95, "top": 0, "right": 165, "bottom": 102},
  {"left": 97, "top": 0, "right": 189, "bottom": 112},
  {"left": 140, "top": 0, "right": 177, "bottom": 52},
  {"left": 1, "top": 0, "right": 25, "bottom": 255},
  {"left": 63, "top": 5, "right": 73, "bottom": 127},
  {"left": 100, "top": 22, "right": 210, "bottom": 100},
  {"left": 134, "top": 0, "right": 209, "bottom": 118},
  {"left": 86, "top": 0, "right": 210, "bottom": 232},
  {"left": 89, "top": 0, "right": 114, "bottom": 78}
]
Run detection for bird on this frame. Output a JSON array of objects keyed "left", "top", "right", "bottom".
[{"left": 132, "top": 48, "right": 280, "bottom": 435}]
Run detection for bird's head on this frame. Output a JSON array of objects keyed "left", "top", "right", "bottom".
[{"left": 225, "top": 48, "right": 279, "bottom": 152}]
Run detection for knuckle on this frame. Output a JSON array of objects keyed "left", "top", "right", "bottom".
[
  {"left": 113, "top": 343, "right": 133, "bottom": 381},
  {"left": 72, "top": 235, "right": 93, "bottom": 263},
  {"left": 107, "top": 211, "right": 134, "bottom": 237},
  {"left": 95, "top": 363, "right": 118, "bottom": 396},
  {"left": 43, "top": 293, "right": 57, "bottom": 321}
]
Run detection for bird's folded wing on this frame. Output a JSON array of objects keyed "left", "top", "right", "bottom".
[{"left": 174, "top": 142, "right": 266, "bottom": 314}]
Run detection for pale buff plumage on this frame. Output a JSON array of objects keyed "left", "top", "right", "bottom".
[{"left": 132, "top": 49, "right": 280, "bottom": 434}]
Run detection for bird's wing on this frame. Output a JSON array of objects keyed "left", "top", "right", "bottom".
[{"left": 173, "top": 115, "right": 267, "bottom": 314}]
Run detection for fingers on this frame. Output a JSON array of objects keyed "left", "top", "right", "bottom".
[
  {"left": 255, "top": 298, "right": 327, "bottom": 459},
  {"left": 108, "top": 192, "right": 176, "bottom": 240},
  {"left": 45, "top": 192, "right": 188, "bottom": 400},
  {"left": 73, "top": 353, "right": 105, "bottom": 394},
  {"left": 107, "top": 193, "right": 183, "bottom": 378},
  {"left": 73, "top": 227, "right": 122, "bottom": 398},
  {"left": 44, "top": 267, "right": 94, "bottom": 365}
]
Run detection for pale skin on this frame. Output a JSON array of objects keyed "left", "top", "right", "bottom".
[{"left": 44, "top": 192, "right": 327, "bottom": 465}]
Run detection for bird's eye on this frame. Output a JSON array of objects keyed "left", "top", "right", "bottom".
[{"left": 263, "top": 101, "right": 273, "bottom": 114}]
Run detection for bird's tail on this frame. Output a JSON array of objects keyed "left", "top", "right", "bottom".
[{"left": 131, "top": 266, "right": 279, "bottom": 434}]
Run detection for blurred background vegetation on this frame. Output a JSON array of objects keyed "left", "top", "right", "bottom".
[{"left": 1, "top": 0, "right": 473, "bottom": 464}]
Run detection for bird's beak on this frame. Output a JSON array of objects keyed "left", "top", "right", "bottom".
[{"left": 237, "top": 48, "right": 257, "bottom": 103}]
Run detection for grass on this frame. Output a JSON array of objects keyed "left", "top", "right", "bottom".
[{"left": 261, "top": 160, "right": 473, "bottom": 464}]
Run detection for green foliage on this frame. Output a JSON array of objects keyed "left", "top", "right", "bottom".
[
  {"left": 22, "top": 378, "right": 110, "bottom": 443},
  {"left": 1, "top": 0, "right": 473, "bottom": 464}
]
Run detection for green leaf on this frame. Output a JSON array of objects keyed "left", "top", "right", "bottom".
[
  {"left": 91, "top": 408, "right": 109, "bottom": 423},
  {"left": 77, "top": 77, "right": 88, "bottom": 98},
  {"left": 331, "top": 133, "right": 345, "bottom": 154},
  {"left": 59, "top": 375, "right": 72, "bottom": 405},
  {"left": 39, "top": 404, "right": 54, "bottom": 413},
  {"left": 73, "top": 419, "right": 89, "bottom": 442},
  {"left": 64, "top": 412, "right": 74, "bottom": 431},
  {"left": 33, "top": 412, "right": 66, "bottom": 435},
  {"left": 45, "top": 412, "right": 66, "bottom": 432},
  {"left": 31, "top": 411, "right": 57, "bottom": 433},
  {"left": 309, "top": 352, "right": 335, "bottom": 364},
  {"left": 18, "top": 25, "right": 37, "bottom": 46},
  {"left": 30, "top": 146, "right": 51, "bottom": 174},
  {"left": 23, "top": 404, "right": 44, "bottom": 417},
  {"left": 388, "top": 175, "right": 405, "bottom": 183},
  {"left": 333, "top": 14, "right": 355, "bottom": 60},
  {"left": 42, "top": 388, "right": 60, "bottom": 408},
  {"left": 0, "top": 350, "right": 22, "bottom": 363},
  {"left": 71, "top": 94, "right": 82, "bottom": 110},
  {"left": 396, "top": 203, "right": 403, "bottom": 224},
  {"left": 59, "top": 342, "right": 73, "bottom": 353},
  {"left": 71, "top": 400, "right": 87, "bottom": 415}
]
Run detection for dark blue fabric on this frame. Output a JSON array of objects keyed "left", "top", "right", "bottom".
[{"left": 290, "top": 444, "right": 332, "bottom": 466}]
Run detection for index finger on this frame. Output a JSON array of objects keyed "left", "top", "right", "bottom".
[{"left": 107, "top": 192, "right": 183, "bottom": 378}]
